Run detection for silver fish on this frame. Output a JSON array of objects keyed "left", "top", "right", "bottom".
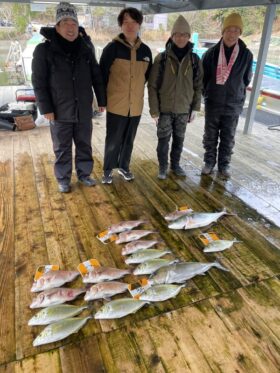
[
  {"left": 82, "top": 266, "right": 131, "bottom": 283},
  {"left": 28, "top": 304, "right": 87, "bottom": 326},
  {"left": 31, "top": 270, "right": 80, "bottom": 292},
  {"left": 94, "top": 298, "right": 148, "bottom": 319},
  {"left": 139, "top": 284, "right": 185, "bottom": 302},
  {"left": 33, "top": 317, "right": 90, "bottom": 346},
  {"left": 133, "top": 259, "right": 177, "bottom": 276},
  {"left": 164, "top": 209, "right": 193, "bottom": 221},
  {"left": 115, "top": 230, "right": 156, "bottom": 244},
  {"left": 122, "top": 240, "right": 159, "bottom": 255},
  {"left": 108, "top": 220, "right": 148, "bottom": 234},
  {"left": 149, "top": 261, "right": 229, "bottom": 284},
  {"left": 125, "top": 249, "right": 172, "bottom": 264},
  {"left": 203, "top": 239, "right": 241, "bottom": 253},
  {"left": 84, "top": 281, "right": 128, "bottom": 301},
  {"left": 168, "top": 210, "right": 228, "bottom": 230},
  {"left": 30, "top": 287, "right": 86, "bottom": 309}
]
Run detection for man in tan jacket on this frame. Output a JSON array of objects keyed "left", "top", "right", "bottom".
[
  {"left": 148, "top": 15, "right": 203, "bottom": 179},
  {"left": 100, "top": 7, "right": 152, "bottom": 184}
]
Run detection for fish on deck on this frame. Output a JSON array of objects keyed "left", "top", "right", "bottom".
[
  {"left": 94, "top": 298, "right": 149, "bottom": 319},
  {"left": 82, "top": 267, "right": 131, "bottom": 284},
  {"left": 84, "top": 281, "right": 129, "bottom": 301},
  {"left": 31, "top": 270, "right": 80, "bottom": 292},
  {"left": 30, "top": 287, "right": 86, "bottom": 308},
  {"left": 149, "top": 261, "right": 229, "bottom": 284}
]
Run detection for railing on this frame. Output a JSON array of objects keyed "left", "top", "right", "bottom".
[{"left": 252, "top": 61, "right": 280, "bottom": 80}]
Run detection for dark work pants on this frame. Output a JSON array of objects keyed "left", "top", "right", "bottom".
[
  {"left": 50, "top": 119, "right": 93, "bottom": 184},
  {"left": 103, "top": 112, "right": 141, "bottom": 172},
  {"left": 157, "top": 113, "right": 188, "bottom": 169},
  {"left": 203, "top": 112, "right": 239, "bottom": 170}
]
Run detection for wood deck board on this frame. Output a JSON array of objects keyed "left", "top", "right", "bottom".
[
  {"left": 0, "top": 135, "right": 15, "bottom": 364},
  {"left": 3, "top": 279, "right": 280, "bottom": 373},
  {"left": 0, "top": 110, "right": 280, "bottom": 371}
]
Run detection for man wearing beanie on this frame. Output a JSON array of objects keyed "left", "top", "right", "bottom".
[
  {"left": 148, "top": 15, "right": 203, "bottom": 179},
  {"left": 32, "top": 2, "right": 106, "bottom": 193},
  {"left": 201, "top": 13, "right": 253, "bottom": 179}
]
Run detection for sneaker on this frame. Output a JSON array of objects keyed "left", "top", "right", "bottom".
[
  {"left": 58, "top": 183, "right": 70, "bottom": 193},
  {"left": 201, "top": 164, "right": 214, "bottom": 175},
  {"left": 78, "top": 176, "right": 96, "bottom": 187},
  {"left": 171, "top": 165, "right": 186, "bottom": 176},
  {"left": 118, "top": 168, "right": 134, "bottom": 181},
  {"left": 218, "top": 168, "right": 231, "bottom": 179},
  {"left": 158, "top": 168, "right": 167, "bottom": 180},
  {"left": 102, "top": 171, "right": 113, "bottom": 184}
]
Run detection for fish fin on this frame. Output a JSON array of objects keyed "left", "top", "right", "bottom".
[{"left": 214, "top": 261, "right": 230, "bottom": 272}]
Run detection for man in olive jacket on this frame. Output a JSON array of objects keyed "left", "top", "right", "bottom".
[
  {"left": 201, "top": 13, "right": 253, "bottom": 178},
  {"left": 148, "top": 16, "right": 203, "bottom": 179},
  {"left": 32, "top": 2, "right": 106, "bottom": 193}
]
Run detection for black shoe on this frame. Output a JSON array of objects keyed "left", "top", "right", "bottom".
[
  {"left": 102, "top": 171, "right": 113, "bottom": 184},
  {"left": 218, "top": 168, "right": 231, "bottom": 179},
  {"left": 78, "top": 176, "right": 96, "bottom": 186},
  {"left": 201, "top": 164, "right": 214, "bottom": 175},
  {"left": 118, "top": 168, "right": 134, "bottom": 181},
  {"left": 58, "top": 183, "right": 70, "bottom": 193},
  {"left": 171, "top": 165, "right": 186, "bottom": 176},
  {"left": 158, "top": 167, "right": 167, "bottom": 180}
]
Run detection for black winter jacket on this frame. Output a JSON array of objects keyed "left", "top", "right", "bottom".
[
  {"left": 32, "top": 27, "right": 106, "bottom": 122},
  {"left": 202, "top": 38, "right": 253, "bottom": 116}
]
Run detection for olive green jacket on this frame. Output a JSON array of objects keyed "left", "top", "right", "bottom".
[{"left": 148, "top": 44, "right": 203, "bottom": 117}]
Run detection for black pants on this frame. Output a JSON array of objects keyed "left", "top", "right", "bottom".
[
  {"left": 156, "top": 113, "right": 188, "bottom": 169},
  {"left": 50, "top": 119, "right": 93, "bottom": 184},
  {"left": 103, "top": 112, "right": 141, "bottom": 172},
  {"left": 203, "top": 112, "right": 239, "bottom": 170}
]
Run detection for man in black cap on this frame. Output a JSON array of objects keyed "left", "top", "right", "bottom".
[{"left": 32, "top": 2, "right": 106, "bottom": 192}]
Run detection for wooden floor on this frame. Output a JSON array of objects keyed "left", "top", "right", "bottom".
[{"left": 0, "top": 104, "right": 280, "bottom": 373}]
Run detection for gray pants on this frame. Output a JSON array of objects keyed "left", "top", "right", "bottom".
[
  {"left": 156, "top": 113, "right": 188, "bottom": 169},
  {"left": 50, "top": 119, "right": 93, "bottom": 184},
  {"left": 203, "top": 113, "right": 239, "bottom": 170}
]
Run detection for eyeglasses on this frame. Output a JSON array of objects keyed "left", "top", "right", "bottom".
[{"left": 173, "top": 32, "right": 190, "bottom": 38}]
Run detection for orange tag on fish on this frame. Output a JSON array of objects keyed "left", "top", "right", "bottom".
[
  {"left": 77, "top": 258, "right": 101, "bottom": 276},
  {"left": 96, "top": 229, "right": 112, "bottom": 244},
  {"left": 128, "top": 278, "right": 151, "bottom": 299},
  {"left": 109, "top": 234, "right": 118, "bottom": 242},
  {"left": 199, "top": 232, "right": 220, "bottom": 246},
  {"left": 179, "top": 205, "right": 190, "bottom": 211},
  {"left": 97, "top": 230, "right": 109, "bottom": 238},
  {"left": 34, "top": 265, "right": 59, "bottom": 281}
]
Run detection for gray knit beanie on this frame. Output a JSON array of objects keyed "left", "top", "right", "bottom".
[{"left": 56, "top": 2, "right": 78, "bottom": 25}]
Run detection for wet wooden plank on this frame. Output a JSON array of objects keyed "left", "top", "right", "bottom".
[
  {"left": 59, "top": 337, "right": 105, "bottom": 373},
  {"left": 0, "top": 350, "right": 61, "bottom": 373},
  {"left": 97, "top": 329, "right": 147, "bottom": 373},
  {"left": 0, "top": 135, "right": 15, "bottom": 365},
  {"left": 13, "top": 133, "right": 49, "bottom": 360},
  {"left": 237, "top": 277, "right": 280, "bottom": 339}
]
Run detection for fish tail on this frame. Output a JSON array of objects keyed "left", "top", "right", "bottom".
[{"left": 214, "top": 262, "right": 230, "bottom": 272}]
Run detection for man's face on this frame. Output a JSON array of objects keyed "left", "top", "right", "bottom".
[
  {"left": 121, "top": 13, "right": 140, "bottom": 41},
  {"left": 172, "top": 32, "right": 190, "bottom": 48},
  {"left": 56, "top": 18, "right": 79, "bottom": 42},
  {"left": 223, "top": 26, "right": 241, "bottom": 47}
]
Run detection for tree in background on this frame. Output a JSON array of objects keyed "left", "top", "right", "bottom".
[{"left": 11, "top": 4, "right": 30, "bottom": 34}]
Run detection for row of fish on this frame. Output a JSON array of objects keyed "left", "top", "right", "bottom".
[{"left": 29, "top": 211, "right": 236, "bottom": 346}]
